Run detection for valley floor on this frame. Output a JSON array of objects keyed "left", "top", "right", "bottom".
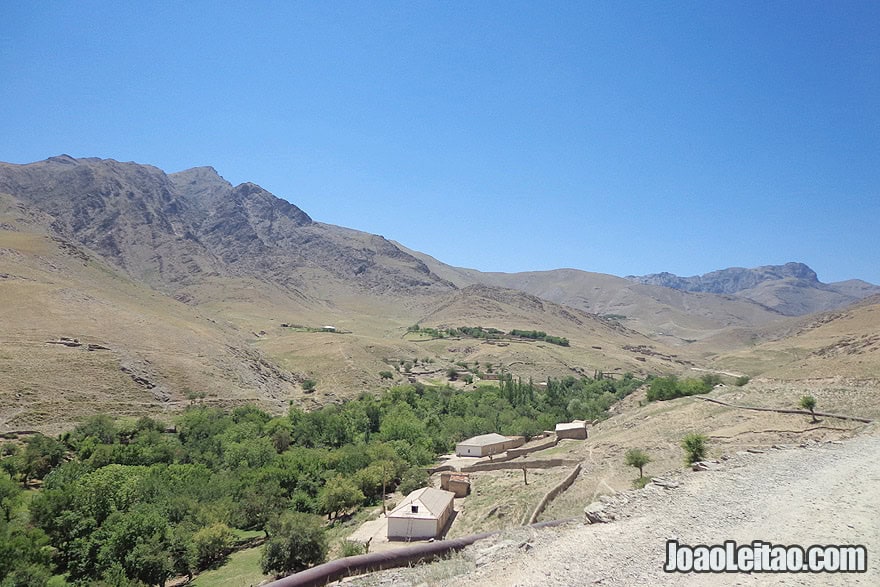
[{"left": 351, "top": 428, "right": 880, "bottom": 586}]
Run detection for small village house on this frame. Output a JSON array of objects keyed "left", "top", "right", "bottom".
[
  {"left": 455, "top": 433, "right": 524, "bottom": 457},
  {"left": 440, "top": 472, "right": 471, "bottom": 497},
  {"left": 555, "top": 420, "right": 588, "bottom": 440},
  {"left": 387, "top": 487, "right": 455, "bottom": 540}
]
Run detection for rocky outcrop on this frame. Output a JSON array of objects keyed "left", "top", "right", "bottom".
[
  {"left": 627, "top": 263, "right": 880, "bottom": 316},
  {"left": 0, "top": 156, "right": 455, "bottom": 298}
]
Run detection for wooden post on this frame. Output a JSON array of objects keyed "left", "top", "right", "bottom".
[{"left": 522, "top": 466, "right": 528, "bottom": 485}]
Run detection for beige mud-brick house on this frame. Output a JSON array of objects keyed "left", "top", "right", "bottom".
[{"left": 555, "top": 420, "right": 588, "bottom": 440}]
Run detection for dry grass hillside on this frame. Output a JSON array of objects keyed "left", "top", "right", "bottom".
[
  {"left": 396, "top": 245, "right": 793, "bottom": 345},
  {"left": 0, "top": 193, "right": 303, "bottom": 433},
  {"left": 1, "top": 156, "right": 878, "bottom": 436},
  {"left": 348, "top": 377, "right": 880, "bottom": 586},
  {"left": 541, "top": 378, "right": 880, "bottom": 522},
  {"left": 714, "top": 296, "right": 880, "bottom": 379}
]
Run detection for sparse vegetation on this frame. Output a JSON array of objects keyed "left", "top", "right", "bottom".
[
  {"left": 340, "top": 540, "right": 366, "bottom": 557},
  {"left": 379, "top": 370, "right": 394, "bottom": 380},
  {"left": 799, "top": 395, "right": 818, "bottom": 422},
  {"left": 302, "top": 379, "right": 317, "bottom": 392},
  {"left": 734, "top": 375, "right": 750, "bottom": 386},
  {"left": 632, "top": 476, "right": 651, "bottom": 489},
  {"left": 682, "top": 433, "right": 709, "bottom": 464},
  {"left": 624, "top": 448, "right": 651, "bottom": 479}
]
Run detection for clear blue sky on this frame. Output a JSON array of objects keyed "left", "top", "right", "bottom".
[{"left": 2, "top": 2, "right": 878, "bottom": 283}]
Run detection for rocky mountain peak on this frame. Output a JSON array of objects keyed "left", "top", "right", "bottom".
[
  {"left": 627, "top": 262, "right": 821, "bottom": 295},
  {"left": 0, "top": 155, "right": 453, "bottom": 297},
  {"left": 626, "top": 262, "right": 878, "bottom": 316}
]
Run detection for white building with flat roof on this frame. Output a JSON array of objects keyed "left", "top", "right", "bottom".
[{"left": 455, "top": 433, "right": 523, "bottom": 457}]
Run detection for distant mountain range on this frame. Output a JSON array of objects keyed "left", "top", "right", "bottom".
[
  {"left": 626, "top": 263, "right": 879, "bottom": 316},
  {"left": 1, "top": 155, "right": 878, "bottom": 431}
]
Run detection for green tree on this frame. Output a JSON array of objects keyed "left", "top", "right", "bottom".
[
  {"left": 266, "top": 417, "right": 293, "bottom": 453},
  {"left": 682, "top": 433, "right": 708, "bottom": 464},
  {"left": 97, "top": 506, "right": 172, "bottom": 586},
  {"left": 700, "top": 373, "right": 722, "bottom": 388},
  {"left": 69, "top": 414, "right": 117, "bottom": 448},
  {"left": 353, "top": 462, "right": 389, "bottom": 503},
  {"left": 302, "top": 379, "right": 317, "bottom": 393},
  {"left": 624, "top": 448, "right": 651, "bottom": 479},
  {"left": 0, "top": 474, "right": 21, "bottom": 522},
  {"left": 0, "top": 563, "right": 52, "bottom": 587},
  {"left": 799, "top": 395, "right": 818, "bottom": 422},
  {"left": 191, "top": 523, "right": 234, "bottom": 570},
  {"left": 261, "top": 512, "right": 327, "bottom": 576},
  {"left": 0, "top": 523, "right": 51, "bottom": 583},
  {"left": 21, "top": 434, "right": 65, "bottom": 483},
  {"left": 318, "top": 476, "right": 364, "bottom": 520},
  {"left": 231, "top": 477, "right": 288, "bottom": 534},
  {"left": 398, "top": 467, "right": 428, "bottom": 495}
]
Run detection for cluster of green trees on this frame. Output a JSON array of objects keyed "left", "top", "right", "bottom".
[
  {"left": 407, "top": 324, "right": 504, "bottom": 340},
  {"left": 508, "top": 329, "right": 570, "bottom": 346},
  {"left": 0, "top": 374, "right": 642, "bottom": 585},
  {"left": 645, "top": 374, "right": 722, "bottom": 402},
  {"left": 406, "top": 324, "right": 569, "bottom": 346}
]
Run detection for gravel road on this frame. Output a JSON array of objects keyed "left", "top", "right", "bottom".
[{"left": 355, "top": 432, "right": 879, "bottom": 586}]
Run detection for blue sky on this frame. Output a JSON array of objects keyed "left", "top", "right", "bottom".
[{"left": 2, "top": 2, "right": 878, "bottom": 283}]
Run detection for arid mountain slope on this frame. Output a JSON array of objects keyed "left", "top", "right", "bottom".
[
  {"left": 1, "top": 155, "right": 877, "bottom": 432},
  {"left": 0, "top": 156, "right": 454, "bottom": 303},
  {"left": 0, "top": 192, "right": 303, "bottom": 432},
  {"left": 715, "top": 295, "right": 880, "bottom": 378},
  {"left": 410, "top": 284, "right": 700, "bottom": 380},
  {"left": 395, "top": 245, "right": 790, "bottom": 344},
  {"left": 628, "top": 262, "right": 880, "bottom": 316},
  {"left": 0, "top": 157, "right": 697, "bottom": 431}
]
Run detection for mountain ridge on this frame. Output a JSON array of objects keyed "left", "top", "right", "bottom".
[
  {"left": 626, "top": 263, "right": 879, "bottom": 316},
  {"left": 1, "top": 155, "right": 879, "bottom": 431}
]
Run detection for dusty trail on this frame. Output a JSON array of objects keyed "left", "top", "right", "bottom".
[{"left": 453, "top": 433, "right": 880, "bottom": 586}]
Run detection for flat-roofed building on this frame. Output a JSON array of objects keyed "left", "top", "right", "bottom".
[
  {"left": 555, "top": 420, "right": 588, "bottom": 440},
  {"left": 440, "top": 472, "right": 471, "bottom": 497},
  {"left": 455, "top": 433, "right": 524, "bottom": 457}
]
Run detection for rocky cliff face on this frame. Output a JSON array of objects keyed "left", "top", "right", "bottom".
[
  {"left": 0, "top": 156, "right": 454, "bottom": 298},
  {"left": 628, "top": 262, "right": 818, "bottom": 294}
]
